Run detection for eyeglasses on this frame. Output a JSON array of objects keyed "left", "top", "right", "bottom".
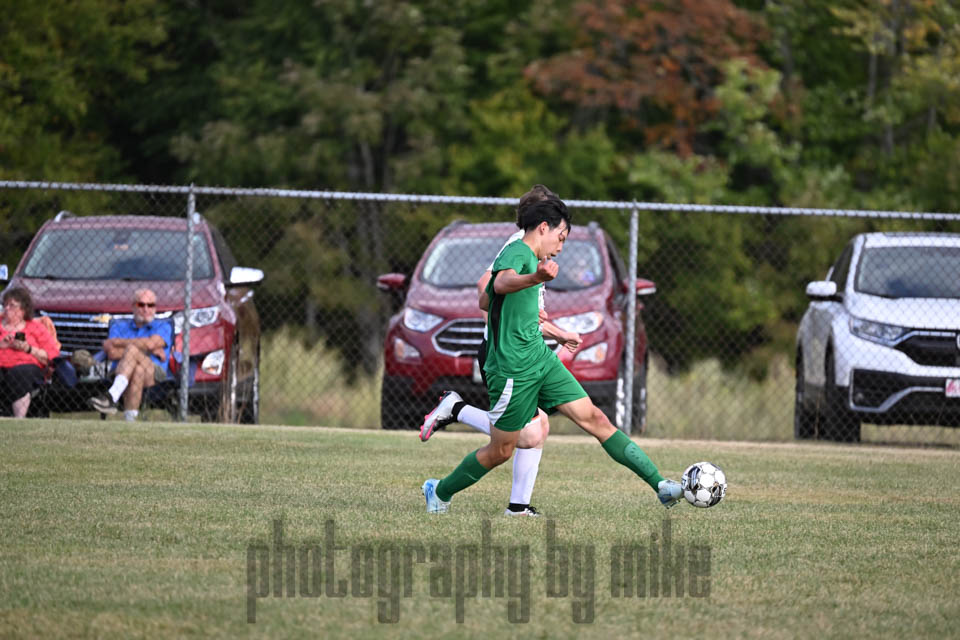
[
  {"left": 135, "top": 302, "right": 157, "bottom": 309},
  {"left": 2, "top": 302, "right": 21, "bottom": 309}
]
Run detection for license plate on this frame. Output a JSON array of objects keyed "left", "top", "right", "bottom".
[
  {"left": 946, "top": 379, "right": 960, "bottom": 397},
  {"left": 472, "top": 359, "right": 482, "bottom": 384}
]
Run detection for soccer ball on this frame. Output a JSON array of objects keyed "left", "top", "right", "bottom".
[{"left": 681, "top": 461, "right": 727, "bottom": 508}]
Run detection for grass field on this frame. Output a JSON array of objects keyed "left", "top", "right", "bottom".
[{"left": 2, "top": 419, "right": 959, "bottom": 639}]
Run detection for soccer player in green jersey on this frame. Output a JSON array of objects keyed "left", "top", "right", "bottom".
[
  {"left": 419, "top": 185, "right": 582, "bottom": 517},
  {"left": 422, "top": 197, "right": 682, "bottom": 513}
]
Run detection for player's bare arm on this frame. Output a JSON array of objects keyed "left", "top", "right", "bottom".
[
  {"left": 493, "top": 260, "right": 558, "bottom": 295},
  {"left": 540, "top": 320, "right": 582, "bottom": 353},
  {"left": 477, "top": 270, "right": 492, "bottom": 312}
]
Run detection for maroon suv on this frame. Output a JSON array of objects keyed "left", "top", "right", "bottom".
[
  {"left": 377, "top": 221, "right": 655, "bottom": 430},
  {"left": 1, "top": 212, "right": 263, "bottom": 422}
]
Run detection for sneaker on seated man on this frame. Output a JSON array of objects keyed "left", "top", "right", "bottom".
[{"left": 88, "top": 288, "right": 172, "bottom": 422}]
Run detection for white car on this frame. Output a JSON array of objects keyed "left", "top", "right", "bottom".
[{"left": 795, "top": 232, "right": 960, "bottom": 442}]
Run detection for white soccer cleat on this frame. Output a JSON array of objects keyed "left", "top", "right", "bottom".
[
  {"left": 422, "top": 478, "right": 450, "bottom": 514},
  {"left": 504, "top": 505, "right": 541, "bottom": 517},
  {"left": 657, "top": 479, "right": 683, "bottom": 509},
  {"left": 419, "top": 390, "right": 462, "bottom": 442}
]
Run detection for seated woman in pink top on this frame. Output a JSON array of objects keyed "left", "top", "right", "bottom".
[{"left": 0, "top": 287, "right": 60, "bottom": 417}]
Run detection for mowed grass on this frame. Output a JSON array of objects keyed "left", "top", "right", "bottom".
[{"left": 2, "top": 420, "right": 959, "bottom": 639}]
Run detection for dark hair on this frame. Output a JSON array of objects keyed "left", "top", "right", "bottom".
[
  {"left": 518, "top": 198, "right": 572, "bottom": 233},
  {"left": 516, "top": 184, "right": 559, "bottom": 227},
  {"left": 2, "top": 287, "right": 34, "bottom": 320}
]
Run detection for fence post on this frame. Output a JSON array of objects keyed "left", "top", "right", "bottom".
[
  {"left": 179, "top": 186, "right": 195, "bottom": 422},
  {"left": 622, "top": 204, "right": 639, "bottom": 434}
]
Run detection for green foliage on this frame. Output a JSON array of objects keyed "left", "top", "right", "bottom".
[
  {"left": 0, "top": 0, "right": 166, "bottom": 182},
  {"left": 0, "top": 0, "right": 168, "bottom": 266},
  {"left": 442, "top": 83, "right": 619, "bottom": 199},
  {"left": 170, "top": 0, "right": 482, "bottom": 192}
]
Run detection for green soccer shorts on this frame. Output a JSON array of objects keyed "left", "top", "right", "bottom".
[{"left": 486, "top": 355, "right": 587, "bottom": 432}]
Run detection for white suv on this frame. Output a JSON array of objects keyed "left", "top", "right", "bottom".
[{"left": 795, "top": 232, "right": 960, "bottom": 442}]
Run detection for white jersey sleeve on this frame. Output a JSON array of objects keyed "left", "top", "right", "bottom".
[{"left": 487, "top": 230, "right": 525, "bottom": 272}]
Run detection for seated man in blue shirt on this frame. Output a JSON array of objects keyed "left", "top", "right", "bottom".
[{"left": 89, "top": 288, "right": 173, "bottom": 421}]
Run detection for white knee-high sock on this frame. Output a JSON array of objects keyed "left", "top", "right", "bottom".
[
  {"left": 510, "top": 447, "right": 543, "bottom": 505},
  {"left": 108, "top": 374, "right": 129, "bottom": 403},
  {"left": 456, "top": 404, "right": 491, "bottom": 435}
]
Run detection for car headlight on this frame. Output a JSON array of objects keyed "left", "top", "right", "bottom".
[
  {"left": 574, "top": 342, "right": 608, "bottom": 364},
  {"left": 552, "top": 312, "right": 604, "bottom": 334},
  {"left": 173, "top": 306, "right": 220, "bottom": 333},
  {"left": 403, "top": 308, "right": 443, "bottom": 332},
  {"left": 849, "top": 317, "right": 908, "bottom": 345}
]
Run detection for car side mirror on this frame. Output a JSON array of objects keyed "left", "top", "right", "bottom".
[
  {"left": 806, "top": 280, "right": 841, "bottom": 302},
  {"left": 229, "top": 266, "right": 265, "bottom": 286},
  {"left": 622, "top": 278, "right": 657, "bottom": 296},
  {"left": 377, "top": 272, "right": 408, "bottom": 311},
  {"left": 377, "top": 273, "right": 407, "bottom": 292},
  {"left": 0, "top": 265, "right": 7, "bottom": 283},
  {"left": 635, "top": 278, "right": 656, "bottom": 296}
]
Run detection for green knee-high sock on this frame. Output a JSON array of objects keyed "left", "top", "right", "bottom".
[
  {"left": 601, "top": 430, "right": 665, "bottom": 491},
  {"left": 436, "top": 450, "right": 490, "bottom": 502}
]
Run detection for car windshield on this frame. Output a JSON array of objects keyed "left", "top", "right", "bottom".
[
  {"left": 420, "top": 236, "right": 604, "bottom": 290},
  {"left": 856, "top": 245, "right": 960, "bottom": 298},
  {"left": 549, "top": 240, "right": 604, "bottom": 291},
  {"left": 22, "top": 228, "right": 214, "bottom": 281},
  {"left": 421, "top": 237, "right": 508, "bottom": 287}
]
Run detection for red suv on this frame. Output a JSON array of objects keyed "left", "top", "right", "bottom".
[
  {"left": 377, "top": 221, "right": 655, "bottom": 430},
  {"left": 1, "top": 212, "right": 263, "bottom": 422}
]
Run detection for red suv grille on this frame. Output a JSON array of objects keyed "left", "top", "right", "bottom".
[
  {"left": 433, "top": 319, "right": 485, "bottom": 356},
  {"left": 42, "top": 311, "right": 111, "bottom": 353},
  {"left": 432, "top": 318, "right": 561, "bottom": 357}
]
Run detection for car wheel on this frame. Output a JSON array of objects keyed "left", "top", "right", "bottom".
[
  {"left": 794, "top": 352, "right": 816, "bottom": 440},
  {"left": 239, "top": 340, "right": 260, "bottom": 424},
  {"left": 380, "top": 374, "right": 421, "bottom": 429},
  {"left": 822, "top": 351, "right": 861, "bottom": 443}
]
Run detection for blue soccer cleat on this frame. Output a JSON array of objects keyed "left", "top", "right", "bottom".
[
  {"left": 657, "top": 479, "right": 683, "bottom": 509},
  {"left": 422, "top": 478, "right": 450, "bottom": 514}
]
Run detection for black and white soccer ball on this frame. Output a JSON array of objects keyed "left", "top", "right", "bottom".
[{"left": 681, "top": 461, "right": 727, "bottom": 508}]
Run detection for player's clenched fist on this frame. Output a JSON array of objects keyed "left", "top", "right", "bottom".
[{"left": 536, "top": 259, "right": 558, "bottom": 282}]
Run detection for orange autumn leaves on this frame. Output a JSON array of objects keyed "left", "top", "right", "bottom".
[{"left": 525, "top": 0, "right": 767, "bottom": 156}]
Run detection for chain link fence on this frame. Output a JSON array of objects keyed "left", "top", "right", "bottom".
[{"left": 2, "top": 181, "right": 960, "bottom": 446}]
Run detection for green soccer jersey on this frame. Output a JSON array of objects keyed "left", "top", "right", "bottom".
[{"left": 484, "top": 239, "right": 552, "bottom": 377}]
